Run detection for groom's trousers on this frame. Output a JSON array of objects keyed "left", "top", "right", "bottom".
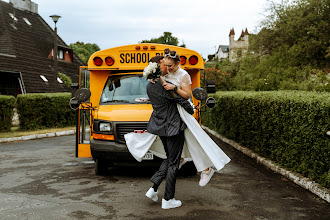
[{"left": 150, "top": 130, "right": 185, "bottom": 200}]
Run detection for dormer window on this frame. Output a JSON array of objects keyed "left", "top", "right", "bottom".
[
  {"left": 49, "top": 47, "right": 73, "bottom": 63},
  {"left": 23, "top": 18, "right": 31, "bottom": 26}
]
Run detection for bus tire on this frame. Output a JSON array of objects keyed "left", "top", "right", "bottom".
[
  {"left": 179, "top": 161, "right": 197, "bottom": 176},
  {"left": 95, "top": 159, "right": 108, "bottom": 175}
]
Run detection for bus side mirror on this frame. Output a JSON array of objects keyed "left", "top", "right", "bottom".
[
  {"left": 192, "top": 87, "right": 208, "bottom": 100},
  {"left": 206, "top": 80, "right": 216, "bottom": 93},
  {"left": 205, "top": 97, "right": 216, "bottom": 108},
  {"left": 75, "top": 88, "right": 91, "bottom": 102},
  {"left": 69, "top": 88, "right": 91, "bottom": 110}
]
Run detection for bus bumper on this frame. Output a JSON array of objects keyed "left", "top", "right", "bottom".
[{"left": 90, "top": 139, "right": 162, "bottom": 166}]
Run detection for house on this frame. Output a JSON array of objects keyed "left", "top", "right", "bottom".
[
  {"left": 215, "top": 45, "right": 229, "bottom": 61},
  {"left": 0, "top": 0, "right": 85, "bottom": 97},
  {"left": 229, "top": 28, "right": 249, "bottom": 62}
]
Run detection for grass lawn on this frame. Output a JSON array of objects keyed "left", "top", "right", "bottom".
[{"left": 0, "top": 126, "right": 76, "bottom": 139}]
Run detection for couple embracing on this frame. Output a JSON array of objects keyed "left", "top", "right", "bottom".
[{"left": 125, "top": 48, "right": 230, "bottom": 209}]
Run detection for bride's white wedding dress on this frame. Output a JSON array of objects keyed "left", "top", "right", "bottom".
[{"left": 124, "top": 104, "right": 231, "bottom": 172}]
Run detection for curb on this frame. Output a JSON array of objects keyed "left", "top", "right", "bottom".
[
  {"left": 0, "top": 130, "right": 76, "bottom": 143},
  {"left": 202, "top": 126, "right": 330, "bottom": 203}
]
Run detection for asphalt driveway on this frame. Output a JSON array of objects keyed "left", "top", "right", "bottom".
[{"left": 0, "top": 135, "right": 329, "bottom": 220}]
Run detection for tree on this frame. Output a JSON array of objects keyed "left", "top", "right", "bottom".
[
  {"left": 140, "top": 32, "right": 185, "bottom": 47},
  {"left": 207, "top": 54, "right": 215, "bottom": 62},
  {"left": 215, "top": 0, "right": 330, "bottom": 92},
  {"left": 69, "top": 42, "right": 101, "bottom": 64},
  {"left": 252, "top": 0, "right": 330, "bottom": 67},
  {"left": 179, "top": 41, "right": 186, "bottom": 48}
]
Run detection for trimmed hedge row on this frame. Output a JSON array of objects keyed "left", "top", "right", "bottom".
[
  {"left": 0, "top": 95, "right": 16, "bottom": 132},
  {"left": 17, "top": 93, "right": 76, "bottom": 130},
  {"left": 202, "top": 91, "right": 330, "bottom": 188}
]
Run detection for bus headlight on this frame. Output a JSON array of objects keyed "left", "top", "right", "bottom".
[{"left": 100, "top": 122, "right": 111, "bottom": 132}]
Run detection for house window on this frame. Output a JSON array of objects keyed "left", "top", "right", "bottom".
[
  {"left": 58, "top": 49, "right": 64, "bottom": 59},
  {"left": 9, "top": 13, "right": 18, "bottom": 21},
  {"left": 23, "top": 18, "right": 32, "bottom": 25},
  {"left": 49, "top": 48, "right": 72, "bottom": 62},
  {"left": 40, "top": 75, "right": 48, "bottom": 82},
  {"left": 10, "top": 23, "right": 17, "bottom": 30}
]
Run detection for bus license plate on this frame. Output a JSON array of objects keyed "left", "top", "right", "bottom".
[{"left": 142, "top": 152, "right": 153, "bottom": 160}]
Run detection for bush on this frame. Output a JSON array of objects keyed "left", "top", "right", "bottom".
[
  {"left": 17, "top": 93, "right": 76, "bottom": 130},
  {"left": 202, "top": 91, "right": 330, "bottom": 188},
  {"left": 0, "top": 95, "right": 16, "bottom": 132},
  {"left": 59, "top": 72, "right": 72, "bottom": 88}
]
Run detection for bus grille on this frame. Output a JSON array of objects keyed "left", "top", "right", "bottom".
[{"left": 116, "top": 123, "right": 148, "bottom": 143}]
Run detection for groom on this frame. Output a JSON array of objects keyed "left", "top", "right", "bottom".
[{"left": 145, "top": 56, "right": 194, "bottom": 209}]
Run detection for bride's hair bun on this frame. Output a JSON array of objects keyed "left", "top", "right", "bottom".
[{"left": 164, "top": 48, "right": 180, "bottom": 62}]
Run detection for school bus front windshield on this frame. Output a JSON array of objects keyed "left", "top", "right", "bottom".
[{"left": 100, "top": 73, "right": 150, "bottom": 104}]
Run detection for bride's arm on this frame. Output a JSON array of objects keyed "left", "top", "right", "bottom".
[
  {"left": 176, "top": 84, "right": 191, "bottom": 99},
  {"left": 162, "top": 74, "right": 191, "bottom": 99},
  {"left": 177, "top": 74, "right": 191, "bottom": 99}
]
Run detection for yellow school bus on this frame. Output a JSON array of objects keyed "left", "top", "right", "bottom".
[{"left": 72, "top": 43, "right": 213, "bottom": 175}]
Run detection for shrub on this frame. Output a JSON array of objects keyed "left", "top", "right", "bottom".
[
  {"left": 202, "top": 91, "right": 330, "bottom": 188},
  {"left": 17, "top": 93, "right": 76, "bottom": 130},
  {"left": 0, "top": 95, "right": 16, "bottom": 132},
  {"left": 59, "top": 72, "right": 72, "bottom": 88}
]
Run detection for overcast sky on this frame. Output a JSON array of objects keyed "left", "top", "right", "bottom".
[{"left": 11, "top": 0, "right": 270, "bottom": 58}]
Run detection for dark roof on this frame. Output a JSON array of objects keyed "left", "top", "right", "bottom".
[
  {"left": 0, "top": 1, "right": 85, "bottom": 94},
  {"left": 217, "top": 45, "right": 229, "bottom": 53}
]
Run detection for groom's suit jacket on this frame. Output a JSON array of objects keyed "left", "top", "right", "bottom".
[{"left": 146, "top": 81, "right": 194, "bottom": 137}]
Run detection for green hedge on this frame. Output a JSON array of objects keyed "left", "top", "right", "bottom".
[
  {"left": 17, "top": 93, "right": 76, "bottom": 130},
  {"left": 0, "top": 95, "right": 16, "bottom": 132},
  {"left": 202, "top": 91, "right": 330, "bottom": 188}
]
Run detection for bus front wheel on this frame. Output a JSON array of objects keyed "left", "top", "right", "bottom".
[{"left": 95, "top": 159, "right": 108, "bottom": 175}]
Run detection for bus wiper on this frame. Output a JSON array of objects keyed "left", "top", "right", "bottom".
[{"left": 105, "top": 100, "right": 130, "bottom": 103}]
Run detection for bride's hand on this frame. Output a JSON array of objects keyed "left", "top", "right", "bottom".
[{"left": 163, "top": 83, "right": 175, "bottom": 90}]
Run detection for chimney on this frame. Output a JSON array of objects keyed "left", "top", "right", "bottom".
[{"left": 10, "top": 0, "right": 38, "bottom": 14}]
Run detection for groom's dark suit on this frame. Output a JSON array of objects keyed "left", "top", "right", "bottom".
[{"left": 146, "top": 81, "right": 194, "bottom": 200}]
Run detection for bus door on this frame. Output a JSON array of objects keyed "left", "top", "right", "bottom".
[{"left": 76, "top": 66, "right": 92, "bottom": 158}]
